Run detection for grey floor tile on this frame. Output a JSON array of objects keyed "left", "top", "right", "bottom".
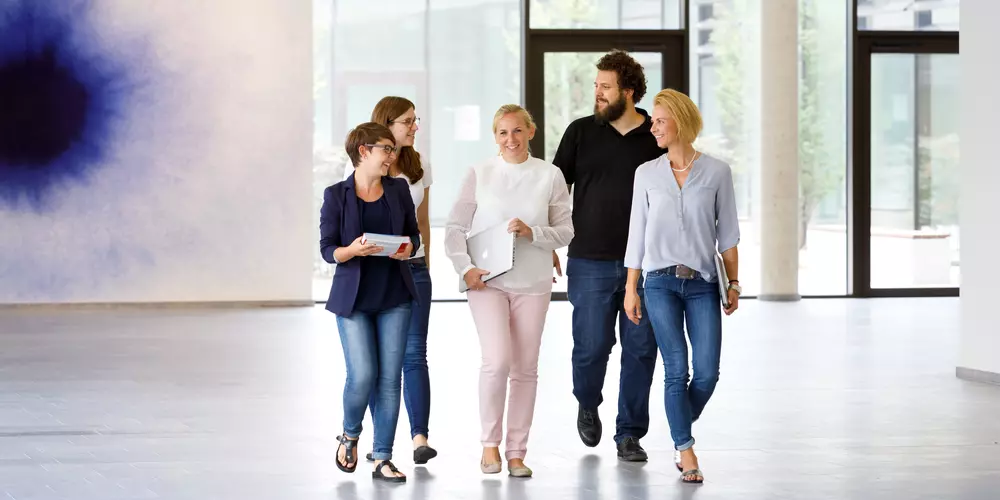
[{"left": 0, "top": 298, "right": 997, "bottom": 499}]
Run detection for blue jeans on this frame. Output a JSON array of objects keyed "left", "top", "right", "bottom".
[
  {"left": 643, "top": 270, "right": 722, "bottom": 451},
  {"left": 337, "top": 302, "right": 411, "bottom": 461},
  {"left": 368, "top": 259, "right": 432, "bottom": 439},
  {"left": 567, "top": 258, "right": 658, "bottom": 444}
]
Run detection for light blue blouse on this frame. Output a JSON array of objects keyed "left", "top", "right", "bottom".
[{"left": 623, "top": 153, "right": 740, "bottom": 281}]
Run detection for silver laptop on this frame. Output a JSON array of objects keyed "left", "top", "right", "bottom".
[{"left": 458, "top": 222, "right": 516, "bottom": 293}]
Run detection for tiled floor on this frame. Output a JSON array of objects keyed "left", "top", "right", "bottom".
[{"left": 0, "top": 298, "right": 998, "bottom": 499}]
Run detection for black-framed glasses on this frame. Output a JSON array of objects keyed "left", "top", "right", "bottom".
[
  {"left": 365, "top": 144, "right": 397, "bottom": 155},
  {"left": 392, "top": 117, "right": 420, "bottom": 127}
]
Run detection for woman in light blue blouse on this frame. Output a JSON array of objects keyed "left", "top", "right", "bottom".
[{"left": 623, "top": 89, "right": 741, "bottom": 484}]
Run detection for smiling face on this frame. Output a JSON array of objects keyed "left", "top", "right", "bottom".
[
  {"left": 494, "top": 112, "right": 534, "bottom": 162},
  {"left": 594, "top": 70, "right": 629, "bottom": 123},
  {"left": 388, "top": 107, "right": 418, "bottom": 149},
  {"left": 650, "top": 103, "right": 679, "bottom": 149},
  {"left": 358, "top": 138, "right": 398, "bottom": 176}
]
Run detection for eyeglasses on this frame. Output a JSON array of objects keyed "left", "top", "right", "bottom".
[
  {"left": 365, "top": 144, "right": 397, "bottom": 155},
  {"left": 392, "top": 117, "right": 420, "bottom": 128}
]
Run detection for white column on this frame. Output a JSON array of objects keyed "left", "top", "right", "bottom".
[
  {"left": 958, "top": 0, "right": 1000, "bottom": 384},
  {"left": 758, "top": 0, "right": 800, "bottom": 301}
]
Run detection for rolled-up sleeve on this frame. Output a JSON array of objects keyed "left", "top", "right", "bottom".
[
  {"left": 715, "top": 165, "right": 741, "bottom": 253},
  {"left": 623, "top": 169, "right": 648, "bottom": 270}
]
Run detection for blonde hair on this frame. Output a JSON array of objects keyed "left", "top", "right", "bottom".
[
  {"left": 492, "top": 104, "right": 537, "bottom": 134},
  {"left": 652, "top": 89, "right": 703, "bottom": 144}
]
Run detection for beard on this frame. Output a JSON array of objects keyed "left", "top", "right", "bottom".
[{"left": 594, "top": 96, "right": 627, "bottom": 124}]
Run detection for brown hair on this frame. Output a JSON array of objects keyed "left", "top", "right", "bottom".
[
  {"left": 371, "top": 96, "right": 424, "bottom": 184},
  {"left": 596, "top": 49, "right": 648, "bottom": 104},
  {"left": 345, "top": 122, "right": 395, "bottom": 168},
  {"left": 652, "top": 89, "right": 703, "bottom": 144}
]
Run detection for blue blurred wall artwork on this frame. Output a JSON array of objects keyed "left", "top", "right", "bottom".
[
  {"left": 0, "top": 0, "right": 313, "bottom": 304},
  {"left": 0, "top": 0, "right": 144, "bottom": 212}
]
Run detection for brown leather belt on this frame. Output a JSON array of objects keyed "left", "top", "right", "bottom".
[{"left": 659, "top": 265, "right": 698, "bottom": 279}]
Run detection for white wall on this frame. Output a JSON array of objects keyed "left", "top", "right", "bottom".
[
  {"left": 0, "top": 0, "right": 313, "bottom": 304},
  {"left": 959, "top": 0, "right": 1000, "bottom": 377}
]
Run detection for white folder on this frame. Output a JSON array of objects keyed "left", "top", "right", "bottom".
[{"left": 459, "top": 222, "right": 516, "bottom": 293}]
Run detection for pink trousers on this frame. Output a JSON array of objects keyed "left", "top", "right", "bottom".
[{"left": 466, "top": 287, "right": 551, "bottom": 460}]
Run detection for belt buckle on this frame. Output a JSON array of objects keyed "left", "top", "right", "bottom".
[{"left": 675, "top": 265, "right": 696, "bottom": 280}]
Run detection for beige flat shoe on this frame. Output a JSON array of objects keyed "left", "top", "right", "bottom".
[
  {"left": 508, "top": 464, "right": 532, "bottom": 477},
  {"left": 480, "top": 460, "right": 501, "bottom": 474}
]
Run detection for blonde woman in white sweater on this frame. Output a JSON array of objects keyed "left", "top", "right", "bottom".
[{"left": 445, "top": 104, "right": 574, "bottom": 477}]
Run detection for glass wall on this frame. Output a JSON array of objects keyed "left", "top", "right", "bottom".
[
  {"left": 313, "top": 0, "right": 959, "bottom": 301},
  {"left": 857, "top": 0, "right": 959, "bottom": 31},
  {"left": 688, "top": 0, "right": 849, "bottom": 296},
  {"left": 313, "top": 0, "right": 521, "bottom": 300},
  {"left": 529, "top": 0, "right": 683, "bottom": 29},
  {"left": 869, "top": 53, "right": 960, "bottom": 289}
]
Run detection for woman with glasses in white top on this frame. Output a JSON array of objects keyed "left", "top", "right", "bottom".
[
  {"left": 623, "top": 89, "right": 741, "bottom": 484},
  {"left": 445, "top": 104, "right": 573, "bottom": 477},
  {"left": 343, "top": 96, "right": 437, "bottom": 465}
]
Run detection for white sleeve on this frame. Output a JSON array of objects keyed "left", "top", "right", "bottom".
[
  {"left": 444, "top": 167, "right": 477, "bottom": 277},
  {"left": 529, "top": 168, "right": 574, "bottom": 251},
  {"left": 421, "top": 156, "right": 433, "bottom": 187}
]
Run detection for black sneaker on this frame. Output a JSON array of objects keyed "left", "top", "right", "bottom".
[
  {"left": 616, "top": 436, "right": 648, "bottom": 462},
  {"left": 577, "top": 406, "right": 602, "bottom": 447}
]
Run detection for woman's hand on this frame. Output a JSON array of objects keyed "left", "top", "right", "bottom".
[
  {"left": 507, "top": 218, "right": 533, "bottom": 240},
  {"left": 463, "top": 268, "right": 491, "bottom": 291},
  {"left": 389, "top": 242, "right": 412, "bottom": 261},
  {"left": 624, "top": 289, "right": 642, "bottom": 325},
  {"left": 552, "top": 251, "right": 562, "bottom": 283},
  {"left": 347, "top": 236, "right": 383, "bottom": 258},
  {"left": 724, "top": 289, "right": 739, "bottom": 315}
]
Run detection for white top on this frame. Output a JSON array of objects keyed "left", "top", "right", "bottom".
[
  {"left": 445, "top": 155, "right": 574, "bottom": 295},
  {"left": 344, "top": 155, "right": 433, "bottom": 259}
]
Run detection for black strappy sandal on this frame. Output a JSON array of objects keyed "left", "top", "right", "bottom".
[
  {"left": 335, "top": 435, "right": 358, "bottom": 473},
  {"left": 372, "top": 460, "right": 406, "bottom": 483}
]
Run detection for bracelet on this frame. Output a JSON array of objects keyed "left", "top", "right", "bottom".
[{"left": 729, "top": 279, "right": 739, "bottom": 284}]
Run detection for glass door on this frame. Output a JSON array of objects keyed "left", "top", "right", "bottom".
[
  {"left": 524, "top": 31, "right": 686, "bottom": 297},
  {"left": 852, "top": 33, "right": 959, "bottom": 296}
]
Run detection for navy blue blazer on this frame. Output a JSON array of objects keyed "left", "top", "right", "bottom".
[{"left": 320, "top": 173, "right": 420, "bottom": 316}]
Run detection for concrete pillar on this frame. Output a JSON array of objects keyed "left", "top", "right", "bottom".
[{"left": 758, "top": 0, "right": 801, "bottom": 301}]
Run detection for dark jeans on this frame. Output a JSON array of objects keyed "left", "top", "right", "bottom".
[
  {"left": 337, "top": 302, "right": 411, "bottom": 461},
  {"left": 368, "top": 258, "right": 432, "bottom": 439},
  {"left": 643, "top": 270, "right": 722, "bottom": 451},
  {"left": 567, "top": 258, "right": 657, "bottom": 444}
]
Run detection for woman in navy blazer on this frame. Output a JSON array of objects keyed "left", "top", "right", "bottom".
[{"left": 320, "top": 122, "right": 420, "bottom": 483}]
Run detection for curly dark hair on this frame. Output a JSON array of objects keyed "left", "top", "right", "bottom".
[{"left": 595, "top": 49, "right": 647, "bottom": 104}]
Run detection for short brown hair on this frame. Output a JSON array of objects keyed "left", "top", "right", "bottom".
[
  {"left": 345, "top": 122, "right": 395, "bottom": 168},
  {"left": 653, "top": 89, "right": 703, "bottom": 144},
  {"left": 596, "top": 49, "right": 647, "bottom": 104},
  {"left": 371, "top": 96, "right": 424, "bottom": 184}
]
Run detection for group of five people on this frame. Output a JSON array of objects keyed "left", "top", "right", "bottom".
[{"left": 318, "top": 49, "right": 741, "bottom": 485}]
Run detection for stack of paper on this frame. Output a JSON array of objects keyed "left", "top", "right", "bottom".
[{"left": 361, "top": 233, "right": 411, "bottom": 257}]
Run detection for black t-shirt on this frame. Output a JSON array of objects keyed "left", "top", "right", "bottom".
[
  {"left": 353, "top": 196, "right": 410, "bottom": 313},
  {"left": 551, "top": 110, "right": 664, "bottom": 261}
]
